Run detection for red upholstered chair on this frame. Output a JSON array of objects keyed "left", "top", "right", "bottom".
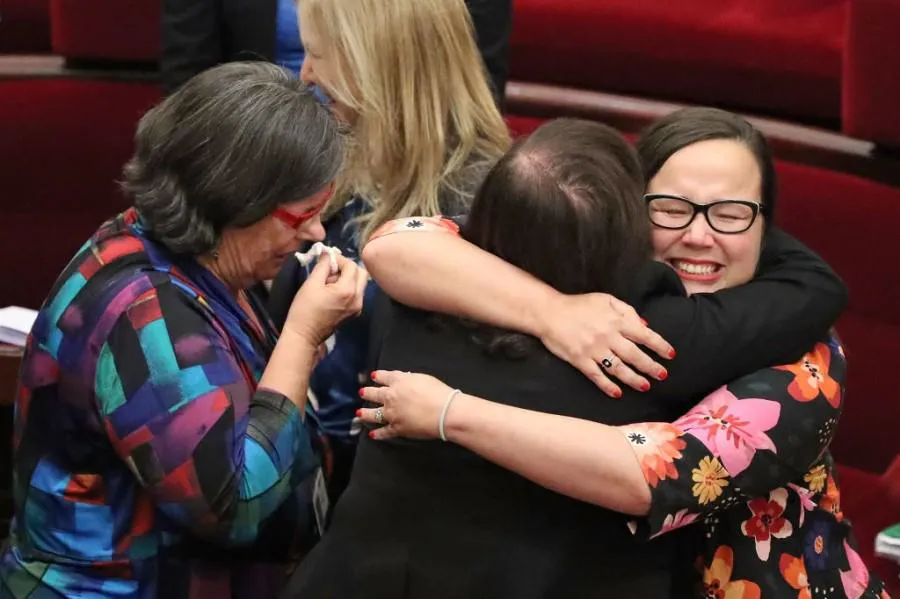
[
  {"left": 39, "top": 0, "right": 900, "bottom": 149},
  {"left": 49, "top": 0, "right": 159, "bottom": 62},
  {"left": 0, "top": 0, "right": 51, "bottom": 53},
  {"left": 509, "top": 0, "right": 846, "bottom": 123},
  {"left": 842, "top": 0, "right": 900, "bottom": 149},
  {"left": 508, "top": 0, "right": 900, "bottom": 150},
  {"left": 0, "top": 77, "right": 161, "bottom": 308}
]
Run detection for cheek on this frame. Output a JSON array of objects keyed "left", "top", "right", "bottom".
[
  {"left": 721, "top": 236, "right": 762, "bottom": 285},
  {"left": 650, "top": 228, "right": 679, "bottom": 260}
]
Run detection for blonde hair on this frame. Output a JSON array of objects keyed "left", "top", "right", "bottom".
[{"left": 301, "top": 0, "right": 512, "bottom": 243}]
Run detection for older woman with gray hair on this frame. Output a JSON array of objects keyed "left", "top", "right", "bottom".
[{"left": 0, "top": 62, "right": 366, "bottom": 598}]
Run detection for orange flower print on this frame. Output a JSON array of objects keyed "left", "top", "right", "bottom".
[
  {"left": 619, "top": 422, "right": 686, "bottom": 487},
  {"left": 740, "top": 487, "right": 793, "bottom": 561},
  {"left": 775, "top": 343, "right": 841, "bottom": 408},
  {"left": 703, "top": 546, "right": 761, "bottom": 599},
  {"left": 692, "top": 456, "right": 729, "bottom": 505},
  {"left": 803, "top": 464, "right": 827, "bottom": 493},
  {"left": 779, "top": 554, "right": 812, "bottom": 599},
  {"left": 819, "top": 474, "right": 844, "bottom": 522}
]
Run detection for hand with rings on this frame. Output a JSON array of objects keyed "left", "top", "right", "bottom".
[
  {"left": 357, "top": 370, "right": 455, "bottom": 440},
  {"left": 536, "top": 293, "right": 676, "bottom": 399}
]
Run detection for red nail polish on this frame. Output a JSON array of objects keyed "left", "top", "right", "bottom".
[
  {"left": 355, "top": 409, "right": 362, "bottom": 417},
  {"left": 640, "top": 382, "right": 650, "bottom": 392},
  {"left": 358, "top": 388, "right": 365, "bottom": 398},
  {"left": 369, "top": 431, "right": 376, "bottom": 439},
  {"left": 658, "top": 370, "right": 668, "bottom": 380},
  {"left": 668, "top": 349, "right": 677, "bottom": 359},
  {"left": 613, "top": 389, "right": 622, "bottom": 399},
  {"left": 640, "top": 318, "right": 648, "bottom": 326},
  {"left": 370, "top": 371, "right": 378, "bottom": 382}
]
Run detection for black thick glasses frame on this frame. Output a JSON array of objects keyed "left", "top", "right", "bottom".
[{"left": 644, "top": 193, "right": 763, "bottom": 234}]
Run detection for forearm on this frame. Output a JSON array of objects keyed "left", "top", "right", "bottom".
[
  {"left": 259, "top": 329, "right": 318, "bottom": 410},
  {"left": 362, "top": 232, "right": 556, "bottom": 335},
  {"left": 444, "top": 394, "right": 651, "bottom": 515}
]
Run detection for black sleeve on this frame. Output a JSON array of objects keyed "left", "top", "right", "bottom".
[
  {"left": 266, "top": 258, "right": 307, "bottom": 333},
  {"left": 365, "top": 289, "right": 395, "bottom": 375},
  {"left": 465, "top": 0, "right": 513, "bottom": 108},
  {"left": 160, "top": 0, "right": 223, "bottom": 95},
  {"left": 641, "top": 227, "right": 848, "bottom": 402}
]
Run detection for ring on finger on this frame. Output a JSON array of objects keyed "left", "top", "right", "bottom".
[
  {"left": 599, "top": 355, "right": 617, "bottom": 371},
  {"left": 374, "top": 407, "right": 385, "bottom": 425}
]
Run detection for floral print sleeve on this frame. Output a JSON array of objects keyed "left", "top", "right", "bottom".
[
  {"left": 618, "top": 336, "right": 891, "bottom": 598},
  {"left": 619, "top": 336, "right": 845, "bottom": 539}
]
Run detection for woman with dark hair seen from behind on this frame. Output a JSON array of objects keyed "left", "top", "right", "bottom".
[
  {"left": 283, "top": 116, "right": 857, "bottom": 598},
  {"left": 0, "top": 62, "right": 367, "bottom": 599},
  {"left": 354, "top": 108, "right": 890, "bottom": 598}
]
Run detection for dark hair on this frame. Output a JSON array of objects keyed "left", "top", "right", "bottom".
[
  {"left": 636, "top": 107, "right": 777, "bottom": 222},
  {"left": 457, "top": 118, "right": 651, "bottom": 357},
  {"left": 121, "top": 61, "right": 343, "bottom": 255}
]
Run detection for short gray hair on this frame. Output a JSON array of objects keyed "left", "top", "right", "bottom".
[{"left": 122, "top": 61, "right": 343, "bottom": 255}]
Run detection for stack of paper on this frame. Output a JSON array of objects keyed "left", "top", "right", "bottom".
[{"left": 0, "top": 306, "right": 38, "bottom": 347}]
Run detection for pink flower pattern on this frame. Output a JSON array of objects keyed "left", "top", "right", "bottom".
[
  {"left": 618, "top": 336, "right": 892, "bottom": 597},
  {"left": 676, "top": 386, "right": 780, "bottom": 477}
]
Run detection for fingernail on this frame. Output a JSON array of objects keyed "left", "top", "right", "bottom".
[
  {"left": 370, "top": 371, "right": 378, "bottom": 382},
  {"left": 640, "top": 382, "right": 650, "bottom": 392},
  {"left": 355, "top": 409, "right": 362, "bottom": 417},
  {"left": 640, "top": 318, "right": 648, "bottom": 326},
  {"left": 613, "top": 389, "right": 622, "bottom": 399},
  {"left": 668, "top": 349, "right": 677, "bottom": 359},
  {"left": 658, "top": 370, "right": 668, "bottom": 380},
  {"left": 358, "top": 388, "right": 365, "bottom": 398},
  {"left": 368, "top": 431, "right": 376, "bottom": 439}
]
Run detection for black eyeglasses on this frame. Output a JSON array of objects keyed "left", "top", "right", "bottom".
[{"left": 645, "top": 194, "right": 763, "bottom": 234}]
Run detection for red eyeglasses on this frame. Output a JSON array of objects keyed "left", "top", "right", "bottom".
[
  {"left": 273, "top": 183, "right": 335, "bottom": 229},
  {"left": 272, "top": 200, "right": 327, "bottom": 229}
]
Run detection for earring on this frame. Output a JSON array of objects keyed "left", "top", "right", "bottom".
[{"left": 212, "top": 250, "right": 220, "bottom": 261}]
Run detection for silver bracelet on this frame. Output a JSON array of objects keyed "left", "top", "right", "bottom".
[{"left": 438, "top": 389, "right": 462, "bottom": 442}]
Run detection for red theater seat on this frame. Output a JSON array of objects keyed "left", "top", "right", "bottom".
[
  {"left": 0, "top": 77, "right": 161, "bottom": 308},
  {"left": 0, "top": 0, "right": 51, "bottom": 53},
  {"left": 49, "top": 0, "right": 159, "bottom": 62},
  {"left": 510, "top": 0, "right": 846, "bottom": 123}
]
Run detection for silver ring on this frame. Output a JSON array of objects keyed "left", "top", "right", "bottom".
[
  {"left": 600, "top": 355, "right": 616, "bottom": 371},
  {"left": 374, "top": 407, "right": 385, "bottom": 425}
]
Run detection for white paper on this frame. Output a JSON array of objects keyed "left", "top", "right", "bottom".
[{"left": 0, "top": 306, "right": 38, "bottom": 347}]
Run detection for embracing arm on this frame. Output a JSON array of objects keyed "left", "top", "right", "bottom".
[
  {"left": 646, "top": 228, "right": 848, "bottom": 400},
  {"left": 364, "top": 220, "right": 847, "bottom": 400},
  {"left": 362, "top": 217, "right": 673, "bottom": 394},
  {"left": 442, "top": 393, "right": 652, "bottom": 515},
  {"left": 362, "top": 217, "right": 556, "bottom": 335},
  {"left": 364, "top": 333, "right": 845, "bottom": 524}
]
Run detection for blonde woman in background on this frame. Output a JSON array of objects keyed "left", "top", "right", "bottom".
[{"left": 265, "top": 0, "right": 515, "bottom": 505}]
